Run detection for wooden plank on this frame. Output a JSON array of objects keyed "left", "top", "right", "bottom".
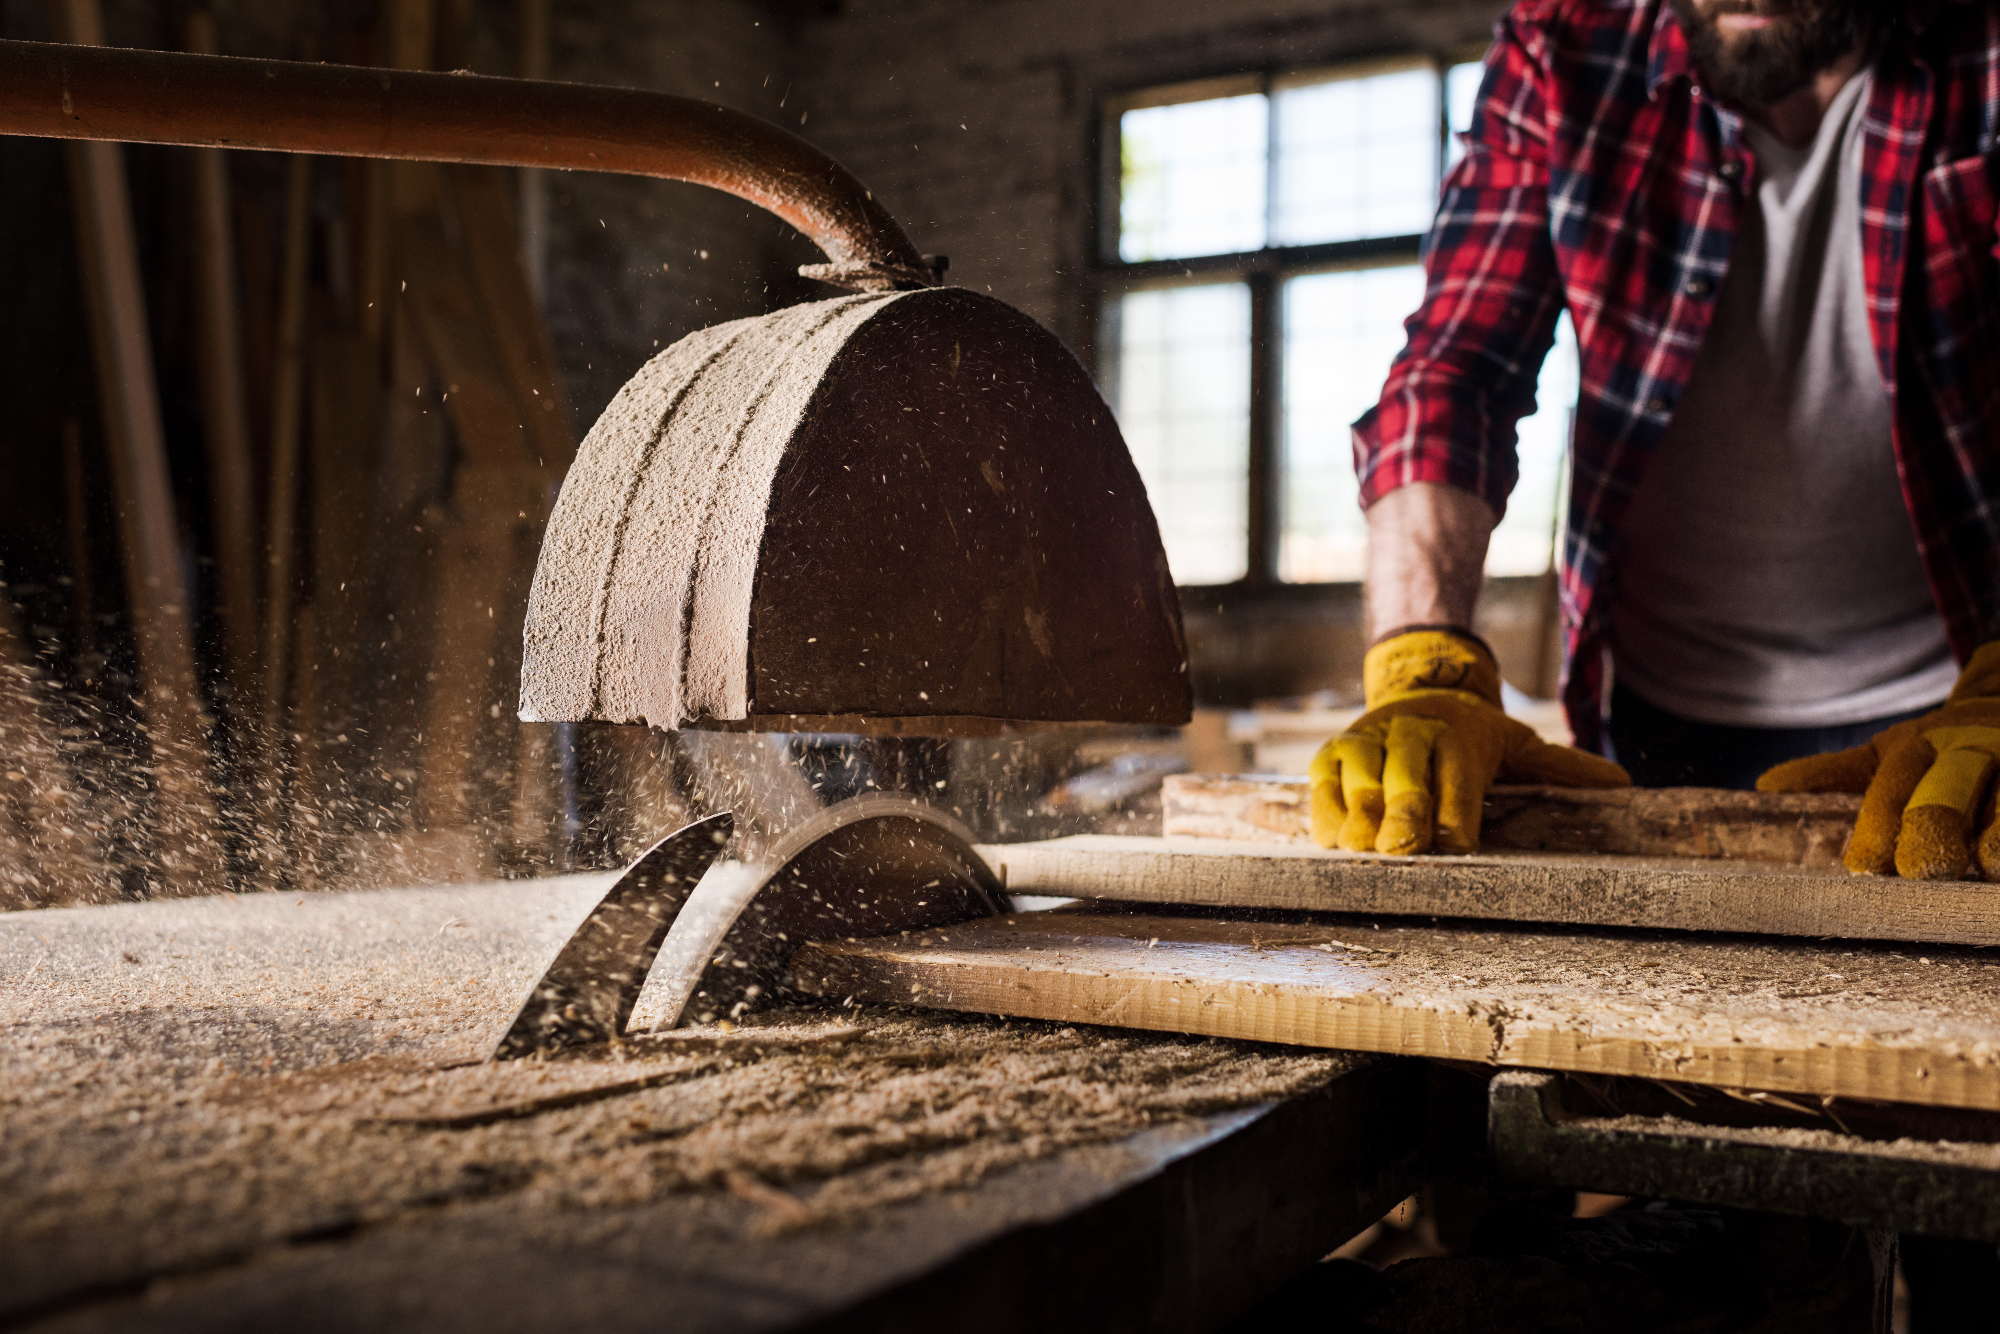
[
  {"left": 790, "top": 909, "right": 2000, "bottom": 1111},
  {"left": 349, "top": 0, "right": 445, "bottom": 349},
  {"left": 59, "top": 418, "right": 96, "bottom": 663},
  {"left": 1163, "top": 773, "right": 1860, "bottom": 867},
  {"left": 181, "top": 11, "right": 263, "bottom": 731},
  {"left": 408, "top": 513, "right": 513, "bottom": 878},
  {"left": 410, "top": 469, "right": 542, "bottom": 877},
  {"left": 285, "top": 601, "right": 325, "bottom": 881},
  {"left": 363, "top": 306, "right": 448, "bottom": 796},
  {"left": 260, "top": 151, "right": 313, "bottom": 747},
  {"left": 506, "top": 720, "right": 562, "bottom": 867},
  {"left": 54, "top": 0, "right": 223, "bottom": 895},
  {"left": 397, "top": 214, "right": 538, "bottom": 470},
  {"left": 434, "top": 0, "right": 474, "bottom": 70},
  {"left": 233, "top": 193, "right": 279, "bottom": 435},
  {"left": 305, "top": 331, "right": 387, "bottom": 730},
  {"left": 976, "top": 834, "right": 2000, "bottom": 948},
  {"left": 446, "top": 164, "right": 577, "bottom": 474}
]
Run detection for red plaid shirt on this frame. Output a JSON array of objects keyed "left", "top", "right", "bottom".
[{"left": 1354, "top": 0, "right": 2000, "bottom": 750}]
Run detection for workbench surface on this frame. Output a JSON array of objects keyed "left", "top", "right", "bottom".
[
  {"left": 0, "top": 879, "right": 1421, "bottom": 1333},
  {"left": 794, "top": 903, "right": 2000, "bottom": 1112}
]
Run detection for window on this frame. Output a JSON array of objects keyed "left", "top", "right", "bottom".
[
  {"left": 1110, "top": 284, "right": 1254, "bottom": 585},
  {"left": 1098, "top": 55, "right": 1579, "bottom": 587}
]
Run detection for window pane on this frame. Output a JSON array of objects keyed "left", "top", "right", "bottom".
[
  {"left": 1488, "top": 313, "right": 1579, "bottom": 576},
  {"left": 1279, "top": 264, "right": 1429, "bottom": 582},
  {"left": 1444, "top": 59, "right": 1484, "bottom": 168},
  {"left": 1108, "top": 284, "right": 1252, "bottom": 585},
  {"left": 1119, "top": 95, "right": 1268, "bottom": 262},
  {"left": 1281, "top": 278, "right": 1578, "bottom": 581},
  {"left": 1272, "top": 66, "right": 1439, "bottom": 247}
]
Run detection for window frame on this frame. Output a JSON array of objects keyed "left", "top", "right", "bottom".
[{"left": 1088, "top": 45, "right": 1490, "bottom": 592}]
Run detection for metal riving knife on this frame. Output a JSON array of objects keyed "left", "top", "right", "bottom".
[{"left": 491, "top": 811, "right": 734, "bottom": 1060}]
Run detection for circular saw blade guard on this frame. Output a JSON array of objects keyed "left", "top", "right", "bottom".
[{"left": 647, "top": 795, "right": 1004, "bottom": 1030}]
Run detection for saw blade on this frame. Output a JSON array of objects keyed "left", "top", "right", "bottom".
[
  {"left": 648, "top": 794, "right": 1003, "bottom": 1030},
  {"left": 491, "top": 811, "right": 734, "bottom": 1060}
]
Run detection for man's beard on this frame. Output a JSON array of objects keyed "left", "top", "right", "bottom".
[{"left": 1667, "top": 0, "right": 1886, "bottom": 106}]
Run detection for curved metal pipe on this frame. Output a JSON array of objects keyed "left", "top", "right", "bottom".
[{"left": 0, "top": 38, "right": 932, "bottom": 291}]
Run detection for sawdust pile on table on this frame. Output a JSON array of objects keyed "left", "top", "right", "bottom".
[{"left": 2, "top": 998, "right": 1353, "bottom": 1313}]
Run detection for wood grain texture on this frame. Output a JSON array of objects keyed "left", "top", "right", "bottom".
[
  {"left": 977, "top": 834, "right": 2000, "bottom": 948},
  {"left": 1163, "top": 774, "right": 1861, "bottom": 867},
  {"left": 790, "top": 910, "right": 2000, "bottom": 1110},
  {"left": 260, "top": 151, "right": 313, "bottom": 745},
  {"left": 182, "top": 10, "right": 262, "bottom": 730}
]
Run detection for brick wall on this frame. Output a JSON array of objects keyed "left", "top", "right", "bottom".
[
  {"left": 531, "top": 0, "right": 815, "bottom": 418},
  {"left": 785, "top": 0, "right": 1506, "bottom": 349}
]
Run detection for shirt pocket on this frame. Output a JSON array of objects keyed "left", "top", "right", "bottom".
[
  {"left": 1920, "top": 153, "right": 2000, "bottom": 373},
  {"left": 1923, "top": 152, "right": 2000, "bottom": 288}
]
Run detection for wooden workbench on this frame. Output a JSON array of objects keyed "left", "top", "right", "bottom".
[
  {"left": 0, "top": 880, "right": 1421, "bottom": 1333},
  {"left": 17, "top": 842, "right": 2000, "bottom": 1328}
]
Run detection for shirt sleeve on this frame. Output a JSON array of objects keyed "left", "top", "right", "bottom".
[{"left": 1352, "top": 12, "right": 1569, "bottom": 520}]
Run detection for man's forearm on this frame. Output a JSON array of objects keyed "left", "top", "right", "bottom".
[{"left": 1363, "top": 481, "right": 1496, "bottom": 642}]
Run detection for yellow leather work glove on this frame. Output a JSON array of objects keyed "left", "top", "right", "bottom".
[
  {"left": 1307, "top": 629, "right": 1631, "bottom": 855},
  {"left": 1758, "top": 642, "right": 2000, "bottom": 880}
]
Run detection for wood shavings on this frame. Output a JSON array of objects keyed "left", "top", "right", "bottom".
[
  {"left": 3, "top": 909, "right": 1351, "bottom": 1317},
  {"left": 4, "top": 1006, "right": 1351, "bottom": 1309}
]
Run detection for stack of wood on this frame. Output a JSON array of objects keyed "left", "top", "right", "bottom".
[
  {"left": 1160, "top": 773, "right": 1861, "bottom": 868},
  {"left": 28, "top": 0, "right": 582, "bottom": 899}
]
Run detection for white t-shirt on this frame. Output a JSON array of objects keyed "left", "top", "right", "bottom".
[{"left": 1610, "top": 70, "right": 1957, "bottom": 728}]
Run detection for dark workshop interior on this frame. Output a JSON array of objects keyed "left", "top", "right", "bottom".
[{"left": 4, "top": 1, "right": 2000, "bottom": 1331}]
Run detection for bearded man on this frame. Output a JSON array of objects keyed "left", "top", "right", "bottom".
[{"left": 1316, "top": 0, "right": 2000, "bottom": 886}]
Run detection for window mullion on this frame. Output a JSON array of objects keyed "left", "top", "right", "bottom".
[
  {"left": 1246, "top": 270, "right": 1281, "bottom": 587},
  {"left": 1246, "top": 73, "right": 1281, "bottom": 587},
  {"left": 1435, "top": 53, "right": 1451, "bottom": 188},
  {"left": 1262, "top": 69, "right": 1279, "bottom": 251}
]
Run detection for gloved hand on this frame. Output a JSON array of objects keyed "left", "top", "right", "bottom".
[
  {"left": 1758, "top": 642, "right": 2000, "bottom": 880},
  {"left": 1308, "top": 628, "right": 1631, "bottom": 854}
]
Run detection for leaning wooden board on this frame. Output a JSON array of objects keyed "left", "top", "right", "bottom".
[
  {"left": 976, "top": 835, "right": 2000, "bottom": 948},
  {"left": 971, "top": 774, "right": 1997, "bottom": 949},
  {"left": 790, "top": 908, "right": 2000, "bottom": 1111}
]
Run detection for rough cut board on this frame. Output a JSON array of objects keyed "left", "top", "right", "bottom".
[
  {"left": 1163, "top": 774, "right": 1862, "bottom": 867},
  {"left": 790, "top": 909, "right": 2000, "bottom": 1111},
  {"left": 975, "top": 835, "right": 2000, "bottom": 949}
]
